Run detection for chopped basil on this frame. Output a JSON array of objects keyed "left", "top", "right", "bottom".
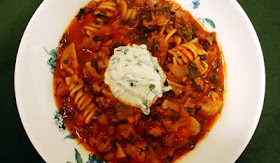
[
  {"left": 150, "top": 84, "right": 155, "bottom": 90},
  {"left": 124, "top": 48, "right": 129, "bottom": 54},
  {"left": 142, "top": 100, "right": 149, "bottom": 114},
  {"left": 137, "top": 61, "right": 142, "bottom": 65}
]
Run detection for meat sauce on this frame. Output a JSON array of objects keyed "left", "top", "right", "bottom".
[{"left": 53, "top": 0, "right": 225, "bottom": 162}]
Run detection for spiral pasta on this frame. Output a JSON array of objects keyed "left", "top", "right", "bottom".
[
  {"left": 193, "top": 57, "right": 208, "bottom": 74},
  {"left": 65, "top": 74, "right": 99, "bottom": 124},
  {"left": 96, "top": 1, "right": 117, "bottom": 12},
  {"left": 92, "top": 81, "right": 112, "bottom": 97},
  {"left": 83, "top": 23, "right": 104, "bottom": 36},
  {"left": 83, "top": 0, "right": 117, "bottom": 36},
  {"left": 84, "top": 62, "right": 103, "bottom": 79},
  {"left": 168, "top": 38, "right": 206, "bottom": 65},
  {"left": 165, "top": 29, "right": 177, "bottom": 42},
  {"left": 119, "top": 0, "right": 137, "bottom": 21}
]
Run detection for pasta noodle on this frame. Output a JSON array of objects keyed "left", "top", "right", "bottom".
[
  {"left": 83, "top": 0, "right": 117, "bottom": 36},
  {"left": 119, "top": 0, "right": 137, "bottom": 20},
  {"left": 159, "top": 26, "right": 165, "bottom": 36},
  {"left": 165, "top": 29, "right": 177, "bottom": 42},
  {"left": 83, "top": 23, "right": 102, "bottom": 36},
  {"left": 65, "top": 75, "right": 99, "bottom": 123},
  {"left": 168, "top": 38, "right": 206, "bottom": 65},
  {"left": 85, "top": 62, "right": 103, "bottom": 79},
  {"left": 193, "top": 57, "right": 208, "bottom": 74}
]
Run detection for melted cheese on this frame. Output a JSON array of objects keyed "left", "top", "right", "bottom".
[{"left": 105, "top": 44, "right": 171, "bottom": 115}]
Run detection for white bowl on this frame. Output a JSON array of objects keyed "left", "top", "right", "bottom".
[{"left": 15, "top": 0, "right": 265, "bottom": 162}]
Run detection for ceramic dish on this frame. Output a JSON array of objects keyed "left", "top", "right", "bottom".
[{"left": 15, "top": 0, "right": 265, "bottom": 162}]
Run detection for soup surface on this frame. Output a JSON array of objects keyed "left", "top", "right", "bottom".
[{"left": 53, "top": 0, "right": 225, "bottom": 162}]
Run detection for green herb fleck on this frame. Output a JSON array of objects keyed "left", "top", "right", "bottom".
[
  {"left": 124, "top": 48, "right": 129, "bottom": 54},
  {"left": 137, "top": 61, "right": 142, "bottom": 65},
  {"left": 188, "top": 93, "right": 194, "bottom": 98},
  {"left": 143, "top": 100, "right": 148, "bottom": 110},
  {"left": 113, "top": 90, "right": 122, "bottom": 97},
  {"left": 180, "top": 17, "right": 186, "bottom": 26},
  {"left": 149, "top": 84, "right": 155, "bottom": 90}
]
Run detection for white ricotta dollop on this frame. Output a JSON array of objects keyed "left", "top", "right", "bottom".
[{"left": 104, "top": 44, "right": 171, "bottom": 115}]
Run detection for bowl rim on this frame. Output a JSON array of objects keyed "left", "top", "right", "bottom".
[{"left": 14, "top": 0, "right": 266, "bottom": 162}]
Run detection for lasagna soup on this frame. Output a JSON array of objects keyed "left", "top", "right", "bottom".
[{"left": 53, "top": 0, "right": 225, "bottom": 162}]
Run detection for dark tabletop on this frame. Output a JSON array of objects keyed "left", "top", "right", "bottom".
[{"left": 0, "top": 0, "right": 279, "bottom": 162}]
